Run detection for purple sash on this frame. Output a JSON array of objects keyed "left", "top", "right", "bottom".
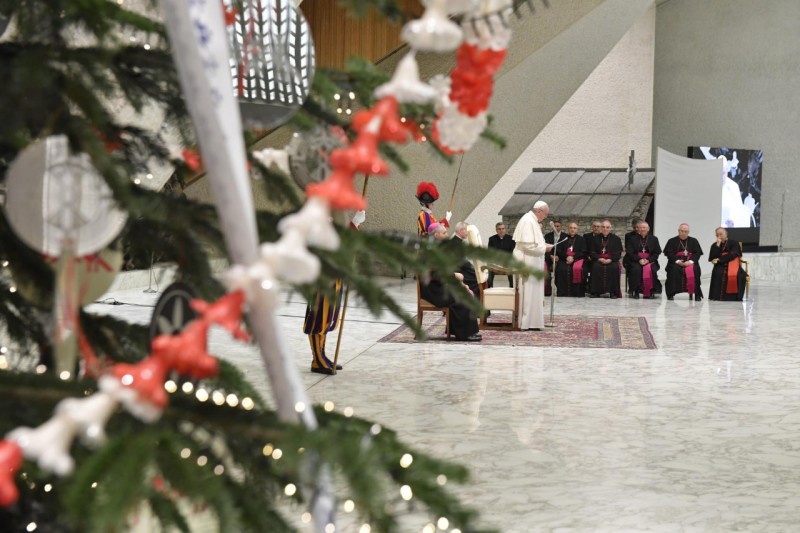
[
  {"left": 638, "top": 252, "right": 653, "bottom": 297},
  {"left": 677, "top": 251, "right": 695, "bottom": 295},
  {"left": 572, "top": 259, "right": 584, "bottom": 283}
]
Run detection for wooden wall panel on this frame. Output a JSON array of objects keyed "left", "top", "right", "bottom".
[{"left": 300, "top": 0, "right": 421, "bottom": 68}]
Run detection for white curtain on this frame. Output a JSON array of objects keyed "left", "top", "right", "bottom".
[{"left": 653, "top": 147, "right": 722, "bottom": 277}]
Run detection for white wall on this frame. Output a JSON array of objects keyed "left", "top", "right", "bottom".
[{"left": 466, "top": 4, "right": 656, "bottom": 239}]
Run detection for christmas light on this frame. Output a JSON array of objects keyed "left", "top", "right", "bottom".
[
  {"left": 0, "top": 346, "right": 6, "bottom": 353},
  {"left": 334, "top": 94, "right": 341, "bottom": 101},
  {"left": 225, "top": 394, "right": 239, "bottom": 407},
  {"left": 212, "top": 391, "right": 225, "bottom": 405},
  {"left": 180, "top": 448, "right": 191, "bottom": 459},
  {"left": 0, "top": 356, "right": 7, "bottom": 370},
  {"left": 343, "top": 407, "right": 354, "bottom": 417},
  {"left": 400, "top": 453, "right": 413, "bottom": 468},
  {"left": 1, "top": 261, "right": 8, "bottom": 267},
  {"left": 241, "top": 397, "right": 255, "bottom": 410},
  {"left": 26, "top": 523, "right": 36, "bottom": 532},
  {"left": 437, "top": 475, "right": 448, "bottom": 486},
  {"left": 91, "top": 482, "right": 97, "bottom": 488},
  {"left": 164, "top": 380, "right": 178, "bottom": 393},
  {"left": 324, "top": 401, "right": 335, "bottom": 412},
  {"left": 359, "top": 526, "right": 371, "bottom": 533},
  {"left": 181, "top": 382, "right": 194, "bottom": 394},
  {"left": 284, "top": 483, "right": 296, "bottom": 496},
  {"left": 262, "top": 444, "right": 274, "bottom": 456},
  {"left": 9, "top": 286, "right": 16, "bottom": 293},
  {"left": 214, "top": 465, "right": 224, "bottom": 475},
  {"left": 437, "top": 517, "right": 450, "bottom": 530},
  {"left": 400, "top": 485, "right": 412, "bottom": 501},
  {"left": 196, "top": 389, "right": 209, "bottom": 402},
  {"left": 294, "top": 401, "right": 306, "bottom": 413},
  {"left": 422, "top": 524, "right": 435, "bottom": 533},
  {"left": 325, "top": 524, "right": 336, "bottom": 533},
  {"left": 452, "top": 529, "right": 462, "bottom": 533},
  {"left": 370, "top": 424, "right": 382, "bottom": 435},
  {"left": 271, "top": 448, "right": 283, "bottom": 460},
  {"left": 343, "top": 499, "right": 355, "bottom": 512},
  {"left": 35, "top": 365, "right": 46, "bottom": 374},
  {"left": 59, "top": 371, "right": 70, "bottom": 380},
  {"left": 133, "top": 178, "right": 141, "bottom": 185},
  {"left": 43, "top": 484, "right": 52, "bottom": 493},
  {"left": 301, "top": 513, "right": 311, "bottom": 523}
]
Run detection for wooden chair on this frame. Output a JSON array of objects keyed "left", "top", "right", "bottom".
[
  {"left": 466, "top": 225, "right": 521, "bottom": 331},
  {"left": 416, "top": 278, "right": 451, "bottom": 339},
  {"left": 739, "top": 241, "right": 750, "bottom": 299}
]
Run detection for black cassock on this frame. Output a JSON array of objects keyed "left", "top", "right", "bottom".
[
  {"left": 554, "top": 234, "right": 586, "bottom": 297},
  {"left": 663, "top": 236, "right": 704, "bottom": 299},
  {"left": 708, "top": 239, "right": 747, "bottom": 301},
  {"left": 588, "top": 233, "right": 623, "bottom": 297},
  {"left": 544, "top": 230, "right": 560, "bottom": 297},
  {"left": 419, "top": 271, "right": 479, "bottom": 340},
  {"left": 582, "top": 232, "right": 598, "bottom": 290},
  {"left": 625, "top": 234, "right": 662, "bottom": 297}
]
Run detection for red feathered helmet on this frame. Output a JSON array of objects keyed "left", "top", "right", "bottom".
[{"left": 416, "top": 181, "right": 440, "bottom": 205}]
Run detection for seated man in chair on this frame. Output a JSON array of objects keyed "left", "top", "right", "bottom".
[
  {"left": 625, "top": 221, "right": 662, "bottom": 299},
  {"left": 418, "top": 223, "right": 481, "bottom": 341},
  {"left": 554, "top": 222, "right": 586, "bottom": 297},
  {"left": 588, "top": 219, "right": 622, "bottom": 299},
  {"left": 663, "top": 223, "right": 704, "bottom": 301},
  {"left": 708, "top": 227, "right": 747, "bottom": 301}
]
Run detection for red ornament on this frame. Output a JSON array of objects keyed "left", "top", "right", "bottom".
[
  {"left": 448, "top": 43, "right": 508, "bottom": 117},
  {"left": 112, "top": 319, "right": 219, "bottom": 408},
  {"left": 329, "top": 126, "right": 389, "bottom": 176},
  {"left": 222, "top": 2, "right": 237, "bottom": 26},
  {"left": 150, "top": 320, "right": 219, "bottom": 379},
  {"left": 352, "top": 96, "right": 408, "bottom": 144},
  {"left": 182, "top": 148, "right": 202, "bottom": 171},
  {"left": 0, "top": 440, "right": 23, "bottom": 507},
  {"left": 190, "top": 291, "right": 250, "bottom": 343},
  {"left": 306, "top": 168, "right": 367, "bottom": 211}
]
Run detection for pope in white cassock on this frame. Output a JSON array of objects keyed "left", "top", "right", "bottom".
[{"left": 512, "top": 201, "right": 554, "bottom": 330}]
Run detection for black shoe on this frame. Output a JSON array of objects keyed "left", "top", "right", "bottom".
[
  {"left": 632, "top": 293, "right": 639, "bottom": 299},
  {"left": 696, "top": 296, "right": 703, "bottom": 301},
  {"left": 688, "top": 294, "right": 693, "bottom": 301},
  {"left": 589, "top": 293, "right": 597, "bottom": 298},
  {"left": 459, "top": 334, "right": 482, "bottom": 342},
  {"left": 311, "top": 366, "right": 335, "bottom": 375},
  {"left": 667, "top": 295, "right": 674, "bottom": 301},
  {"left": 610, "top": 294, "right": 618, "bottom": 299}
]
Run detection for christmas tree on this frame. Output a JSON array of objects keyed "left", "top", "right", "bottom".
[{"left": 0, "top": 0, "right": 534, "bottom": 530}]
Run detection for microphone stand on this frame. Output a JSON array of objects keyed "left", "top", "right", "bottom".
[{"left": 546, "top": 233, "right": 566, "bottom": 328}]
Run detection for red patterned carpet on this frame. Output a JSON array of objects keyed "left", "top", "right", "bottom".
[{"left": 379, "top": 313, "right": 657, "bottom": 350}]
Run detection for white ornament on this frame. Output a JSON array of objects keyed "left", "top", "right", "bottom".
[
  {"left": 56, "top": 391, "right": 118, "bottom": 447},
  {"left": 437, "top": 108, "right": 488, "bottom": 152},
  {"left": 260, "top": 231, "right": 321, "bottom": 285},
  {"left": 252, "top": 148, "right": 291, "bottom": 175},
  {"left": 374, "top": 52, "right": 438, "bottom": 104},
  {"left": 8, "top": 413, "right": 78, "bottom": 476},
  {"left": 429, "top": 74, "right": 453, "bottom": 114},
  {"left": 401, "top": 0, "right": 463, "bottom": 53},
  {"left": 99, "top": 375, "right": 163, "bottom": 423},
  {"left": 278, "top": 197, "right": 340, "bottom": 251}
]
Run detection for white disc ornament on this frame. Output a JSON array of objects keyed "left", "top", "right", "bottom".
[
  {"left": 4, "top": 135, "right": 127, "bottom": 256},
  {"left": 287, "top": 126, "right": 347, "bottom": 190},
  {"left": 227, "top": 0, "right": 316, "bottom": 129}
]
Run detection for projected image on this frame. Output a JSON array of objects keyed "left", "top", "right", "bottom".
[{"left": 689, "top": 146, "right": 763, "bottom": 228}]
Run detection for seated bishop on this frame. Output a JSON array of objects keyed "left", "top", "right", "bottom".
[
  {"left": 588, "top": 220, "right": 622, "bottom": 299},
  {"left": 625, "top": 221, "right": 662, "bottom": 299},
  {"left": 663, "top": 223, "right": 704, "bottom": 301},
  {"left": 554, "top": 222, "right": 586, "bottom": 297}
]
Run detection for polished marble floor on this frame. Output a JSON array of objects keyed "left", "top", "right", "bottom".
[{"left": 90, "top": 277, "right": 800, "bottom": 532}]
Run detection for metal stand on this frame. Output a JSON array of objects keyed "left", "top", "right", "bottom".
[
  {"left": 143, "top": 252, "right": 159, "bottom": 294},
  {"left": 546, "top": 256, "right": 557, "bottom": 327}
]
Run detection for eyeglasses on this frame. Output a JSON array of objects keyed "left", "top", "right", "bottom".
[{"left": 602, "top": 225, "right": 612, "bottom": 229}]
